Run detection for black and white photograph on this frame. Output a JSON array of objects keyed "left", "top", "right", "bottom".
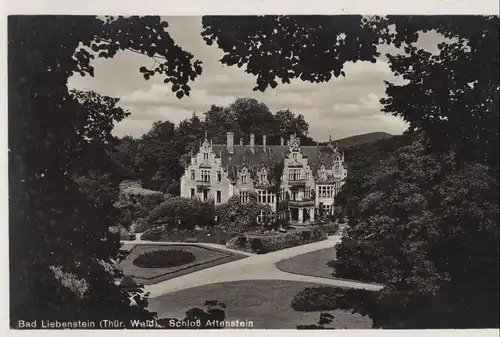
[{"left": 4, "top": 2, "right": 499, "bottom": 332}]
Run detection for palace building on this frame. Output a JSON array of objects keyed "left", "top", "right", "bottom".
[{"left": 180, "top": 131, "right": 348, "bottom": 224}]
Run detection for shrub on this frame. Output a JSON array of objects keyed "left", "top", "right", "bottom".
[
  {"left": 133, "top": 249, "right": 195, "bottom": 268},
  {"left": 149, "top": 197, "right": 215, "bottom": 230},
  {"left": 114, "top": 181, "right": 165, "bottom": 221},
  {"left": 250, "top": 238, "right": 263, "bottom": 253},
  {"left": 119, "top": 275, "right": 137, "bottom": 290},
  {"left": 50, "top": 266, "right": 89, "bottom": 298},
  {"left": 292, "top": 287, "right": 374, "bottom": 313},
  {"left": 140, "top": 227, "right": 163, "bottom": 241},
  {"left": 226, "top": 227, "right": 327, "bottom": 253},
  {"left": 215, "top": 197, "right": 274, "bottom": 233},
  {"left": 235, "top": 236, "right": 247, "bottom": 246},
  {"left": 316, "top": 222, "right": 340, "bottom": 235},
  {"left": 130, "top": 218, "right": 150, "bottom": 233}
]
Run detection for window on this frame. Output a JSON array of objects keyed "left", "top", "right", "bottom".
[
  {"left": 292, "top": 153, "right": 298, "bottom": 160},
  {"left": 240, "top": 191, "right": 250, "bottom": 204},
  {"left": 190, "top": 188, "right": 195, "bottom": 198},
  {"left": 318, "top": 185, "right": 334, "bottom": 198},
  {"left": 201, "top": 170, "right": 210, "bottom": 182},
  {"left": 204, "top": 153, "right": 209, "bottom": 160},
  {"left": 334, "top": 164, "right": 341, "bottom": 175},
  {"left": 291, "top": 190, "right": 298, "bottom": 201},
  {"left": 216, "top": 190, "right": 221, "bottom": 203},
  {"left": 203, "top": 189, "right": 209, "bottom": 201},
  {"left": 257, "top": 190, "right": 276, "bottom": 204},
  {"left": 241, "top": 175, "right": 247, "bottom": 183},
  {"left": 324, "top": 204, "right": 332, "bottom": 214},
  {"left": 306, "top": 172, "right": 310, "bottom": 180},
  {"left": 217, "top": 171, "right": 222, "bottom": 182},
  {"left": 289, "top": 168, "right": 301, "bottom": 181},
  {"left": 191, "top": 170, "right": 195, "bottom": 180},
  {"left": 280, "top": 188, "right": 287, "bottom": 201}
]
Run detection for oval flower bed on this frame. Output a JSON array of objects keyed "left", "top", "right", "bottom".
[{"left": 133, "top": 249, "right": 195, "bottom": 268}]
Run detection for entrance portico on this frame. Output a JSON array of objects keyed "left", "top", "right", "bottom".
[{"left": 289, "top": 203, "right": 316, "bottom": 224}]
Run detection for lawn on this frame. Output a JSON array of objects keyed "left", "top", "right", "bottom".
[
  {"left": 120, "top": 244, "right": 247, "bottom": 285},
  {"left": 148, "top": 280, "right": 372, "bottom": 329},
  {"left": 276, "top": 247, "right": 336, "bottom": 279}
]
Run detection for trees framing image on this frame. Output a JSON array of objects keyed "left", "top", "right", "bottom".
[{"left": 7, "top": 14, "right": 499, "bottom": 329}]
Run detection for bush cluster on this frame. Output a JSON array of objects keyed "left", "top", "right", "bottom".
[
  {"left": 140, "top": 227, "right": 239, "bottom": 244},
  {"left": 148, "top": 196, "right": 215, "bottom": 230},
  {"left": 227, "top": 227, "right": 327, "bottom": 254}
]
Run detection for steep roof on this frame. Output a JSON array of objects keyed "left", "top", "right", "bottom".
[{"left": 212, "top": 143, "right": 347, "bottom": 179}]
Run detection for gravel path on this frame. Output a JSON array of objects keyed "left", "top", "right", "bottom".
[{"left": 137, "top": 236, "right": 383, "bottom": 298}]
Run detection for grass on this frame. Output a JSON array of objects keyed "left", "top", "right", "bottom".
[
  {"left": 120, "top": 244, "right": 247, "bottom": 285},
  {"left": 148, "top": 280, "right": 372, "bottom": 329},
  {"left": 276, "top": 247, "right": 337, "bottom": 279}
]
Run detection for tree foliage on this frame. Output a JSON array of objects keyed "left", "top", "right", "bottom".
[
  {"left": 202, "top": 15, "right": 499, "bottom": 328},
  {"left": 148, "top": 197, "right": 216, "bottom": 230},
  {"left": 215, "top": 193, "right": 273, "bottom": 232},
  {"left": 201, "top": 16, "right": 381, "bottom": 92},
  {"left": 202, "top": 15, "right": 499, "bottom": 168},
  {"left": 115, "top": 97, "right": 314, "bottom": 189},
  {"left": 8, "top": 15, "right": 202, "bottom": 324},
  {"left": 331, "top": 139, "right": 499, "bottom": 328}
]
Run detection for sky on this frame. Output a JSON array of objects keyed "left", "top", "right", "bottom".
[{"left": 67, "top": 16, "right": 443, "bottom": 142}]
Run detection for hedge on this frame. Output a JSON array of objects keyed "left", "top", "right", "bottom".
[
  {"left": 226, "top": 227, "right": 327, "bottom": 254},
  {"left": 140, "top": 227, "right": 240, "bottom": 244}
]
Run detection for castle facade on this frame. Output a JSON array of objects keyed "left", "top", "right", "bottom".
[{"left": 180, "top": 132, "right": 347, "bottom": 224}]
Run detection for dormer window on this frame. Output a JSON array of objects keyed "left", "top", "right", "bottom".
[
  {"left": 191, "top": 170, "right": 195, "bottom": 180},
  {"left": 241, "top": 175, "right": 247, "bottom": 183},
  {"left": 259, "top": 168, "right": 267, "bottom": 183},
  {"left": 204, "top": 153, "right": 209, "bottom": 160},
  {"left": 334, "top": 164, "right": 341, "bottom": 175},
  {"left": 292, "top": 153, "right": 298, "bottom": 160}
]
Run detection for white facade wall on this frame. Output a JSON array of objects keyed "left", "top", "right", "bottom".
[
  {"left": 180, "top": 139, "right": 234, "bottom": 205},
  {"left": 180, "top": 134, "right": 348, "bottom": 221}
]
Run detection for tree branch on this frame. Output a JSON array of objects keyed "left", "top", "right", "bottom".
[{"left": 98, "top": 38, "right": 169, "bottom": 62}]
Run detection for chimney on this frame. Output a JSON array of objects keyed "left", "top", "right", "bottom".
[
  {"left": 280, "top": 137, "right": 284, "bottom": 146},
  {"left": 250, "top": 133, "right": 255, "bottom": 153},
  {"left": 226, "top": 132, "right": 234, "bottom": 154},
  {"left": 240, "top": 138, "right": 244, "bottom": 146},
  {"left": 263, "top": 135, "right": 267, "bottom": 150}
]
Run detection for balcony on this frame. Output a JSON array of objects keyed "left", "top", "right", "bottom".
[
  {"left": 288, "top": 179, "right": 306, "bottom": 187},
  {"left": 196, "top": 180, "right": 211, "bottom": 186},
  {"left": 289, "top": 199, "right": 315, "bottom": 207}
]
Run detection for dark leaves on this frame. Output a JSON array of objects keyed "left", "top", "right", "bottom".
[
  {"left": 8, "top": 15, "right": 205, "bottom": 324},
  {"left": 202, "top": 15, "right": 381, "bottom": 91}
]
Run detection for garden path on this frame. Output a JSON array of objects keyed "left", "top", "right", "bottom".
[{"left": 123, "top": 234, "right": 383, "bottom": 298}]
